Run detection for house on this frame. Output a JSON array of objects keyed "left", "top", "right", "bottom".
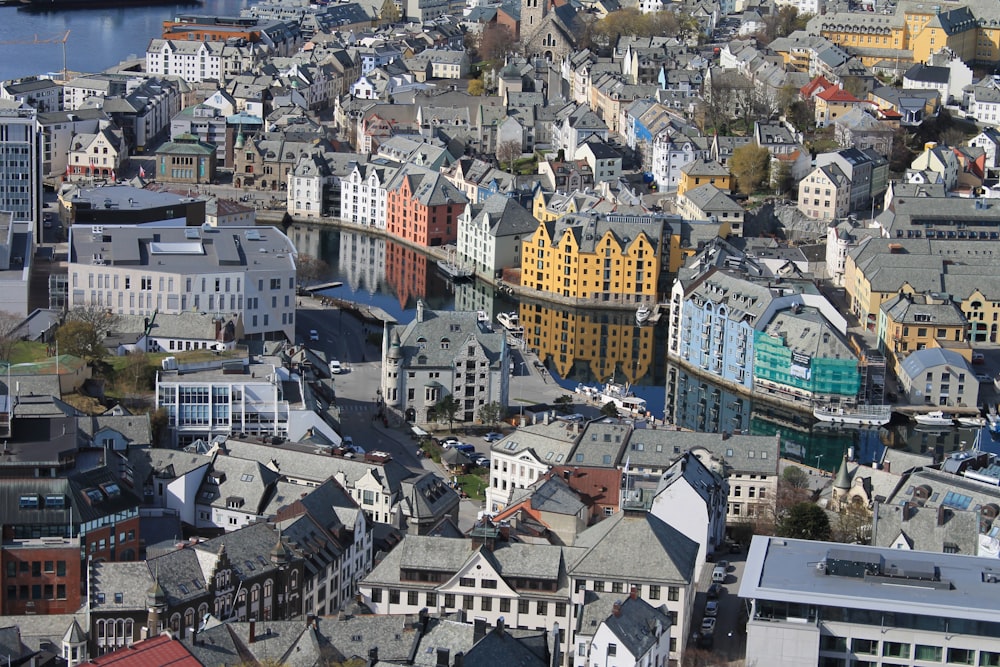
[
  {"left": 965, "top": 77, "right": 1000, "bottom": 124},
  {"left": 339, "top": 157, "right": 399, "bottom": 229},
  {"left": 815, "top": 148, "right": 887, "bottom": 212},
  {"left": 456, "top": 193, "right": 538, "bottom": 279},
  {"left": 869, "top": 86, "right": 939, "bottom": 126},
  {"left": 677, "top": 158, "right": 731, "bottom": 197},
  {"left": 825, "top": 217, "right": 881, "bottom": 288},
  {"left": 66, "top": 128, "right": 126, "bottom": 182},
  {"left": 877, "top": 292, "right": 969, "bottom": 375},
  {"left": 969, "top": 127, "right": 1000, "bottom": 170},
  {"left": 385, "top": 163, "right": 468, "bottom": 247},
  {"left": 586, "top": 593, "right": 672, "bottom": 667},
  {"left": 552, "top": 103, "right": 609, "bottom": 161},
  {"left": 814, "top": 84, "right": 869, "bottom": 127},
  {"left": 492, "top": 474, "right": 589, "bottom": 545},
  {"left": 797, "top": 163, "right": 851, "bottom": 220},
  {"left": 381, "top": 301, "right": 509, "bottom": 424},
  {"left": 897, "top": 347, "right": 978, "bottom": 407},
  {"left": 833, "top": 107, "right": 895, "bottom": 157},
  {"left": 485, "top": 418, "right": 579, "bottom": 513},
  {"left": 908, "top": 142, "right": 959, "bottom": 191},
  {"left": 154, "top": 134, "right": 216, "bottom": 185},
  {"left": 902, "top": 63, "right": 951, "bottom": 103},
  {"left": 675, "top": 184, "right": 744, "bottom": 237},
  {"left": 575, "top": 140, "right": 623, "bottom": 184},
  {"left": 651, "top": 131, "right": 705, "bottom": 191}
]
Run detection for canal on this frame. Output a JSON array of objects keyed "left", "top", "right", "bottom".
[{"left": 290, "top": 223, "right": 978, "bottom": 471}]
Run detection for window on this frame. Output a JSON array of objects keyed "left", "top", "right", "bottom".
[
  {"left": 459, "top": 577, "right": 475, "bottom": 587},
  {"left": 608, "top": 643, "right": 617, "bottom": 656},
  {"left": 370, "top": 588, "right": 383, "bottom": 603},
  {"left": 852, "top": 639, "right": 878, "bottom": 655},
  {"left": 444, "top": 594, "right": 455, "bottom": 608},
  {"left": 537, "top": 601, "right": 547, "bottom": 615},
  {"left": 481, "top": 597, "right": 492, "bottom": 611},
  {"left": 668, "top": 586, "right": 679, "bottom": 601},
  {"left": 389, "top": 589, "right": 400, "bottom": 604},
  {"left": 593, "top": 580, "right": 604, "bottom": 592},
  {"left": 946, "top": 648, "right": 974, "bottom": 664},
  {"left": 462, "top": 595, "right": 473, "bottom": 610},
  {"left": 914, "top": 645, "right": 942, "bottom": 661},
  {"left": 407, "top": 591, "right": 418, "bottom": 605},
  {"left": 426, "top": 592, "right": 437, "bottom": 607},
  {"left": 611, "top": 581, "right": 624, "bottom": 594},
  {"left": 882, "top": 642, "right": 909, "bottom": 659},
  {"left": 500, "top": 598, "right": 510, "bottom": 612},
  {"left": 518, "top": 600, "right": 529, "bottom": 614}
]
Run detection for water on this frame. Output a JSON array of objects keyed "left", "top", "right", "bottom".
[
  {"left": 0, "top": 0, "right": 248, "bottom": 83},
  {"left": 294, "top": 209, "right": 976, "bottom": 471}
]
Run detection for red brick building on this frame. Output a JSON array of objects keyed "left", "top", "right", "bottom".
[
  {"left": 1, "top": 537, "right": 82, "bottom": 615},
  {"left": 386, "top": 165, "right": 467, "bottom": 247}
]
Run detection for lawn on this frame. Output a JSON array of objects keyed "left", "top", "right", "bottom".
[
  {"left": 456, "top": 472, "right": 488, "bottom": 501},
  {"left": 8, "top": 341, "right": 49, "bottom": 364}
]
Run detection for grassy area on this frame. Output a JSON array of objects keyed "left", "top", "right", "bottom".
[
  {"left": 420, "top": 439, "right": 444, "bottom": 463},
  {"left": 457, "top": 472, "right": 488, "bottom": 501},
  {"left": 8, "top": 341, "right": 49, "bottom": 364}
]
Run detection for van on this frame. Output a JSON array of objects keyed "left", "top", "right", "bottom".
[
  {"left": 712, "top": 566, "right": 726, "bottom": 583},
  {"left": 330, "top": 359, "right": 343, "bottom": 374}
]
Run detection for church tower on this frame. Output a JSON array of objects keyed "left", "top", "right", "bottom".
[{"left": 521, "top": 0, "right": 545, "bottom": 37}]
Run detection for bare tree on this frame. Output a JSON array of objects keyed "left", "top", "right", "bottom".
[
  {"left": 495, "top": 140, "right": 522, "bottom": 171},
  {"left": 67, "top": 306, "right": 121, "bottom": 338},
  {"left": 0, "top": 311, "right": 22, "bottom": 361},
  {"left": 296, "top": 254, "right": 330, "bottom": 288}
]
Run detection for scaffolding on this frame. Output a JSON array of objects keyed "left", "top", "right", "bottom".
[{"left": 858, "top": 352, "right": 886, "bottom": 405}]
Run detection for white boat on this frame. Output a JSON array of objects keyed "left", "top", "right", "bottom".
[
  {"left": 636, "top": 305, "right": 651, "bottom": 325},
  {"left": 913, "top": 411, "right": 955, "bottom": 426},
  {"left": 957, "top": 416, "right": 987, "bottom": 428},
  {"left": 437, "top": 259, "right": 473, "bottom": 280},
  {"left": 813, "top": 404, "right": 891, "bottom": 426},
  {"left": 578, "top": 380, "right": 647, "bottom": 416},
  {"left": 496, "top": 311, "right": 523, "bottom": 334}
]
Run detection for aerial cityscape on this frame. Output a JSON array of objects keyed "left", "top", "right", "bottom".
[{"left": 3, "top": 0, "right": 1000, "bottom": 664}]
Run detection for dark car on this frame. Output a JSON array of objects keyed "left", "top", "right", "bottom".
[{"left": 707, "top": 583, "right": 722, "bottom": 599}]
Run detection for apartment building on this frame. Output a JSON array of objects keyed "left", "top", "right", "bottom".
[
  {"left": 456, "top": 194, "right": 538, "bottom": 279},
  {"left": 385, "top": 164, "right": 468, "bottom": 247},
  {"left": 339, "top": 158, "right": 399, "bottom": 229},
  {"left": 741, "top": 536, "right": 1000, "bottom": 667},
  {"left": 0, "top": 101, "right": 41, "bottom": 238},
  {"left": 876, "top": 292, "right": 969, "bottom": 375},
  {"left": 797, "top": 163, "right": 851, "bottom": 221},
  {"left": 486, "top": 418, "right": 580, "bottom": 512},
  {"left": 68, "top": 225, "right": 296, "bottom": 341}
]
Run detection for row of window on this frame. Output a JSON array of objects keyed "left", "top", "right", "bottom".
[
  {"left": 6, "top": 583, "right": 66, "bottom": 600},
  {"left": 370, "top": 588, "right": 568, "bottom": 616},
  {"left": 5, "top": 560, "right": 68, "bottom": 577}
]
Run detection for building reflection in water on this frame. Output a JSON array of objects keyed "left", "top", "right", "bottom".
[
  {"left": 338, "top": 229, "right": 386, "bottom": 295},
  {"left": 384, "top": 240, "right": 453, "bottom": 311}
]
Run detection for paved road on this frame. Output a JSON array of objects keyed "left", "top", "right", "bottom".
[{"left": 690, "top": 550, "right": 748, "bottom": 664}]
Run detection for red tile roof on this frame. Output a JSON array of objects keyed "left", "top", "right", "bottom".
[
  {"left": 800, "top": 75, "right": 833, "bottom": 98},
  {"left": 816, "top": 86, "right": 863, "bottom": 104},
  {"left": 81, "top": 635, "right": 202, "bottom": 667}
]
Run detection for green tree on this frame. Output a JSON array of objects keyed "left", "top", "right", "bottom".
[
  {"left": 777, "top": 502, "right": 831, "bottom": 541},
  {"left": 782, "top": 465, "right": 810, "bottom": 489},
  {"left": 730, "top": 143, "right": 771, "bottom": 194},
  {"left": 600, "top": 401, "right": 619, "bottom": 418},
  {"left": 56, "top": 320, "right": 104, "bottom": 361},
  {"left": 478, "top": 401, "right": 504, "bottom": 426},
  {"left": 0, "top": 310, "right": 23, "bottom": 361},
  {"left": 553, "top": 394, "right": 574, "bottom": 413},
  {"left": 431, "top": 395, "right": 462, "bottom": 431}
]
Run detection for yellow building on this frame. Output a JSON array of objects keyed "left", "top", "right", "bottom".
[
  {"left": 531, "top": 189, "right": 616, "bottom": 223},
  {"left": 519, "top": 303, "right": 655, "bottom": 384},
  {"left": 677, "top": 159, "right": 732, "bottom": 197},
  {"left": 809, "top": 2, "right": 982, "bottom": 67},
  {"left": 521, "top": 213, "right": 666, "bottom": 303},
  {"left": 877, "top": 293, "right": 969, "bottom": 374}
]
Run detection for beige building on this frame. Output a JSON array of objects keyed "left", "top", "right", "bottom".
[
  {"left": 798, "top": 164, "right": 851, "bottom": 220},
  {"left": 68, "top": 225, "right": 296, "bottom": 341}
]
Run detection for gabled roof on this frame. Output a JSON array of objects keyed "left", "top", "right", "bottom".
[{"left": 80, "top": 634, "right": 201, "bottom": 667}]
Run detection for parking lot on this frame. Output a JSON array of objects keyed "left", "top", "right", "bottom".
[{"left": 690, "top": 546, "right": 749, "bottom": 664}]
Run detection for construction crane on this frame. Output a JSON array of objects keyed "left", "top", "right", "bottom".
[{"left": 0, "top": 30, "right": 71, "bottom": 81}]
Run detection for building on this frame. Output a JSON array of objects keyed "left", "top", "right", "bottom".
[
  {"left": 2, "top": 537, "right": 83, "bottom": 616},
  {"left": 520, "top": 213, "right": 667, "bottom": 305},
  {"left": 676, "top": 159, "right": 731, "bottom": 197},
  {"left": 58, "top": 185, "right": 206, "bottom": 227},
  {"left": 381, "top": 301, "right": 509, "bottom": 424},
  {"left": 675, "top": 184, "right": 745, "bottom": 237},
  {"left": 68, "top": 225, "right": 296, "bottom": 341},
  {"left": 797, "top": 163, "right": 851, "bottom": 221},
  {"left": 154, "top": 134, "right": 217, "bottom": 185},
  {"left": 651, "top": 133, "right": 705, "bottom": 192},
  {"left": 825, "top": 218, "right": 881, "bottom": 288},
  {"left": 833, "top": 108, "right": 895, "bottom": 157},
  {"left": 0, "top": 101, "right": 41, "bottom": 238},
  {"left": 877, "top": 292, "right": 969, "bottom": 375},
  {"left": 66, "top": 128, "right": 127, "bottom": 183},
  {"left": 815, "top": 148, "right": 887, "bottom": 213},
  {"left": 456, "top": 194, "right": 538, "bottom": 279},
  {"left": 0, "top": 212, "right": 34, "bottom": 316},
  {"left": 740, "top": 535, "right": 1000, "bottom": 667},
  {"left": 385, "top": 164, "right": 468, "bottom": 247},
  {"left": 586, "top": 592, "right": 672, "bottom": 667},
  {"left": 486, "top": 418, "right": 580, "bottom": 513},
  {"left": 897, "top": 347, "right": 978, "bottom": 407},
  {"left": 814, "top": 85, "right": 869, "bottom": 127},
  {"left": 339, "top": 158, "right": 398, "bottom": 229}
]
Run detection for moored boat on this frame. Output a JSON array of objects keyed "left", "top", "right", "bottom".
[
  {"left": 958, "top": 415, "right": 987, "bottom": 428},
  {"left": 636, "top": 305, "right": 651, "bottom": 325},
  {"left": 496, "top": 311, "right": 523, "bottom": 334},
  {"left": 812, "top": 404, "right": 891, "bottom": 426},
  {"left": 913, "top": 411, "right": 955, "bottom": 426},
  {"left": 577, "top": 380, "right": 647, "bottom": 416}
]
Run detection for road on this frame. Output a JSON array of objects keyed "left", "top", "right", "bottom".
[{"left": 691, "top": 549, "right": 748, "bottom": 664}]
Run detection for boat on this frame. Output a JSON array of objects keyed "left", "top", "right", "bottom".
[
  {"left": 636, "top": 305, "right": 651, "bottom": 326},
  {"left": 913, "top": 411, "right": 955, "bottom": 426},
  {"left": 958, "top": 416, "right": 987, "bottom": 428},
  {"left": 987, "top": 407, "right": 1000, "bottom": 435},
  {"left": 496, "top": 311, "right": 523, "bottom": 334},
  {"left": 436, "top": 258, "right": 473, "bottom": 281},
  {"left": 577, "top": 380, "right": 647, "bottom": 416},
  {"left": 812, "top": 404, "right": 891, "bottom": 426}
]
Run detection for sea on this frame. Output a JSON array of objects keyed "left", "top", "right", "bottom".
[{"left": 0, "top": 0, "right": 248, "bottom": 83}]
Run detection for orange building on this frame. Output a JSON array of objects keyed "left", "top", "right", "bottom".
[
  {"left": 161, "top": 16, "right": 265, "bottom": 43},
  {"left": 385, "top": 165, "right": 468, "bottom": 247}
]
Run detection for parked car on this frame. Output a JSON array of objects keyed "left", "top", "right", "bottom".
[
  {"left": 440, "top": 437, "right": 459, "bottom": 448},
  {"left": 483, "top": 432, "right": 503, "bottom": 442},
  {"left": 329, "top": 359, "right": 342, "bottom": 374},
  {"left": 455, "top": 443, "right": 476, "bottom": 454},
  {"left": 707, "top": 583, "right": 722, "bottom": 599},
  {"left": 700, "top": 617, "right": 717, "bottom": 634},
  {"left": 705, "top": 600, "right": 719, "bottom": 617},
  {"left": 309, "top": 329, "right": 319, "bottom": 341}
]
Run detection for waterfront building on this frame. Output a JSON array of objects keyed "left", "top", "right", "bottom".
[
  {"left": 520, "top": 212, "right": 667, "bottom": 305},
  {"left": 381, "top": 301, "right": 509, "bottom": 424},
  {"left": 877, "top": 292, "right": 969, "bottom": 375},
  {"left": 456, "top": 194, "right": 537, "bottom": 279},
  {"left": 740, "top": 535, "right": 1000, "bottom": 667},
  {"left": 385, "top": 163, "right": 468, "bottom": 247},
  {"left": 68, "top": 225, "right": 296, "bottom": 341},
  {"left": 486, "top": 418, "right": 580, "bottom": 513},
  {"left": 753, "top": 307, "right": 860, "bottom": 407},
  {"left": 897, "top": 347, "right": 978, "bottom": 407},
  {"left": 337, "top": 158, "right": 397, "bottom": 229}
]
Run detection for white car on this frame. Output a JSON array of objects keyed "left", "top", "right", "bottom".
[
  {"left": 329, "top": 359, "right": 342, "bottom": 374},
  {"left": 309, "top": 329, "right": 319, "bottom": 341},
  {"left": 700, "top": 617, "right": 717, "bottom": 634}
]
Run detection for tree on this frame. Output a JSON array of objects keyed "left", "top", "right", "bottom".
[
  {"left": 149, "top": 407, "right": 169, "bottom": 447},
  {"left": 888, "top": 128, "right": 915, "bottom": 173},
  {"left": 833, "top": 502, "right": 872, "bottom": 544},
  {"left": 495, "top": 140, "right": 521, "bottom": 171},
  {"left": 553, "top": 394, "right": 573, "bottom": 413},
  {"left": 730, "top": 144, "right": 771, "bottom": 194},
  {"left": 378, "top": 0, "right": 400, "bottom": 24},
  {"left": 782, "top": 465, "right": 810, "bottom": 489},
  {"left": 67, "top": 306, "right": 120, "bottom": 339},
  {"left": 118, "top": 352, "right": 156, "bottom": 408},
  {"left": 0, "top": 310, "right": 22, "bottom": 361},
  {"left": 600, "top": 401, "right": 620, "bottom": 418},
  {"left": 777, "top": 502, "right": 831, "bottom": 541},
  {"left": 431, "top": 395, "right": 462, "bottom": 431},
  {"left": 477, "top": 23, "right": 515, "bottom": 70},
  {"left": 56, "top": 320, "right": 104, "bottom": 361},
  {"left": 756, "top": 6, "right": 811, "bottom": 44},
  {"left": 296, "top": 254, "right": 330, "bottom": 289},
  {"left": 478, "top": 401, "right": 504, "bottom": 426},
  {"left": 467, "top": 77, "right": 485, "bottom": 96}
]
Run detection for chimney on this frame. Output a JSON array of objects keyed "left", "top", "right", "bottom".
[
  {"left": 367, "top": 647, "right": 379, "bottom": 666},
  {"left": 902, "top": 501, "right": 915, "bottom": 522},
  {"left": 938, "top": 504, "right": 948, "bottom": 526},
  {"left": 496, "top": 616, "right": 505, "bottom": 636},
  {"left": 721, "top": 431, "right": 730, "bottom": 440},
  {"left": 612, "top": 601, "right": 622, "bottom": 617},
  {"left": 416, "top": 300, "right": 425, "bottom": 323},
  {"left": 453, "top": 653, "right": 465, "bottom": 667},
  {"left": 249, "top": 620, "right": 256, "bottom": 643},
  {"left": 882, "top": 461, "right": 890, "bottom": 473},
  {"left": 520, "top": 415, "right": 527, "bottom": 427},
  {"left": 436, "top": 648, "right": 450, "bottom": 666},
  {"left": 473, "top": 618, "right": 487, "bottom": 643},
  {"left": 629, "top": 586, "right": 638, "bottom": 600}
]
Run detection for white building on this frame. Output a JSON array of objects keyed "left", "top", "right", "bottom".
[
  {"left": 456, "top": 193, "right": 538, "bottom": 279},
  {"left": 586, "top": 593, "right": 672, "bottom": 667},
  {"left": 68, "top": 225, "right": 296, "bottom": 341},
  {"left": 0, "top": 212, "right": 33, "bottom": 316},
  {"left": 145, "top": 39, "right": 264, "bottom": 84},
  {"left": 339, "top": 158, "right": 399, "bottom": 229},
  {"left": 651, "top": 132, "right": 704, "bottom": 191},
  {"left": 740, "top": 536, "right": 1000, "bottom": 667},
  {"left": 0, "top": 101, "right": 41, "bottom": 237},
  {"left": 485, "top": 418, "right": 580, "bottom": 513}
]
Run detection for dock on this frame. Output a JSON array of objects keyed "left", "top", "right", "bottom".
[{"left": 302, "top": 281, "right": 343, "bottom": 292}]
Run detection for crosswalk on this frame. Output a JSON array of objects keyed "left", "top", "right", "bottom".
[{"left": 335, "top": 403, "right": 376, "bottom": 413}]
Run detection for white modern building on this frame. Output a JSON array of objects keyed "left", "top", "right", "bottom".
[
  {"left": 651, "top": 132, "right": 704, "bottom": 191},
  {"left": 0, "top": 101, "right": 42, "bottom": 237},
  {"left": 68, "top": 224, "right": 296, "bottom": 341},
  {"left": 741, "top": 536, "right": 1000, "bottom": 667}
]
